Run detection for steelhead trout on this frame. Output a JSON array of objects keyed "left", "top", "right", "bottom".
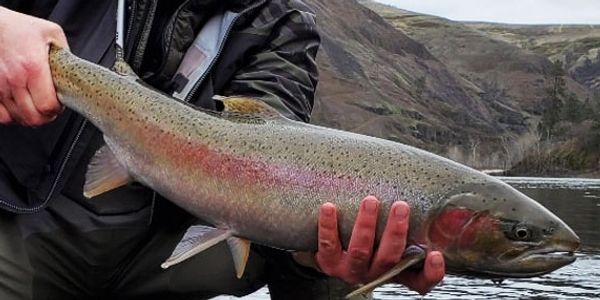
[{"left": 49, "top": 45, "right": 580, "bottom": 295}]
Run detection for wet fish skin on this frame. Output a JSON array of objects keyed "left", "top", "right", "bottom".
[{"left": 49, "top": 45, "right": 580, "bottom": 279}]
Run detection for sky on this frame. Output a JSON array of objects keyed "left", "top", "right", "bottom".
[{"left": 375, "top": 0, "right": 600, "bottom": 24}]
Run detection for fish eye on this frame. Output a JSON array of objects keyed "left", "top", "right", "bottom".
[{"left": 513, "top": 224, "right": 531, "bottom": 240}]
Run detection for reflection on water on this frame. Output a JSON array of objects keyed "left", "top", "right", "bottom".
[
  {"left": 374, "top": 253, "right": 600, "bottom": 299},
  {"left": 214, "top": 177, "right": 600, "bottom": 300}
]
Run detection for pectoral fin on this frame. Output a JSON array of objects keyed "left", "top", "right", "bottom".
[
  {"left": 161, "top": 225, "right": 232, "bottom": 269},
  {"left": 84, "top": 145, "right": 132, "bottom": 198},
  {"left": 226, "top": 237, "right": 251, "bottom": 279},
  {"left": 345, "top": 247, "right": 427, "bottom": 299}
]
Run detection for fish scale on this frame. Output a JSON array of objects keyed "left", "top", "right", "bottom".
[
  {"left": 51, "top": 45, "right": 473, "bottom": 248},
  {"left": 49, "top": 45, "right": 580, "bottom": 292}
]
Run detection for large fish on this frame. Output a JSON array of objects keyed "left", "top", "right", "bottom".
[{"left": 49, "top": 45, "right": 580, "bottom": 296}]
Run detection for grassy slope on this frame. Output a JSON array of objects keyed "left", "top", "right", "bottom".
[
  {"left": 305, "top": 0, "right": 511, "bottom": 154},
  {"left": 360, "top": 1, "right": 599, "bottom": 175}
]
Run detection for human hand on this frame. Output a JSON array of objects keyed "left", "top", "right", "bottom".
[
  {"left": 314, "top": 196, "right": 445, "bottom": 294},
  {"left": 0, "top": 7, "right": 68, "bottom": 126}
]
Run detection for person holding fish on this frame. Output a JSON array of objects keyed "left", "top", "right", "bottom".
[{"left": 0, "top": 1, "right": 445, "bottom": 299}]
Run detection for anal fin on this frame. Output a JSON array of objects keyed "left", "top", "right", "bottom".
[
  {"left": 345, "top": 246, "right": 427, "bottom": 299},
  {"left": 227, "top": 237, "right": 251, "bottom": 279},
  {"left": 84, "top": 144, "right": 133, "bottom": 198},
  {"left": 161, "top": 225, "right": 232, "bottom": 269}
]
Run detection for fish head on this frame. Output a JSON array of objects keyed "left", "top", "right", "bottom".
[{"left": 425, "top": 180, "right": 580, "bottom": 278}]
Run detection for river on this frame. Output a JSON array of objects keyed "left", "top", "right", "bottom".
[{"left": 215, "top": 177, "right": 600, "bottom": 299}]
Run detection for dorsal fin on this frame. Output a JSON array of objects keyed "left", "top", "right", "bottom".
[
  {"left": 208, "top": 96, "right": 292, "bottom": 125},
  {"left": 218, "top": 96, "right": 285, "bottom": 119}
]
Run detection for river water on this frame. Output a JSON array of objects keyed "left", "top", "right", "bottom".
[{"left": 215, "top": 177, "right": 600, "bottom": 299}]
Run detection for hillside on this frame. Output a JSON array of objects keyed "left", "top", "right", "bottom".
[
  {"left": 299, "top": 0, "right": 599, "bottom": 174},
  {"left": 304, "top": 0, "right": 527, "bottom": 158},
  {"left": 360, "top": 1, "right": 592, "bottom": 114},
  {"left": 355, "top": 1, "right": 599, "bottom": 174},
  {"left": 465, "top": 23, "right": 600, "bottom": 92}
]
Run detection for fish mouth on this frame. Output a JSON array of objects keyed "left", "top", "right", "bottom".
[
  {"left": 492, "top": 244, "right": 579, "bottom": 278},
  {"left": 453, "top": 249, "right": 577, "bottom": 279},
  {"left": 452, "top": 239, "right": 580, "bottom": 279},
  {"left": 522, "top": 249, "right": 576, "bottom": 261},
  {"left": 520, "top": 233, "right": 581, "bottom": 263},
  {"left": 518, "top": 249, "right": 576, "bottom": 269}
]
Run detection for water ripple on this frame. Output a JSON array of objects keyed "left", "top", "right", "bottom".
[
  {"left": 214, "top": 254, "right": 600, "bottom": 299},
  {"left": 213, "top": 178, "right": 600, "bottom": 300}
]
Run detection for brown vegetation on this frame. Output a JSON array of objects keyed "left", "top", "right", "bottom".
[{"left": 305, "top": 0, "right": 600, "bottom": 177}]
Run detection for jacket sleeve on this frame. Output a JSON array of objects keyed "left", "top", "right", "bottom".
[
  {"left": 254, "top": 246, "right": 369, "bottom": 300},
  {"left": 222, "top": 4, "right": 320, "bottom": 123}
]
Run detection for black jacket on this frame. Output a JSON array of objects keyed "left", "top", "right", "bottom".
[{"left": 0, "top": 0, "right": 320, "bottom": 213}]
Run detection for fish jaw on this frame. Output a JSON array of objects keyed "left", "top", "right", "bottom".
[
  {"left": 477, "top": 221, "right": 580, "bottom": 278},
  {"left": 424, "top": 180, "right": 580, "bottom": 278},
  {"left": 447, "top": 228, "right": 580, "bottom": 278}
]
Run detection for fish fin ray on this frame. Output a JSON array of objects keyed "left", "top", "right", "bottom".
[
  {"left": 111, "top": 44, "right": 137, "bottom": 77},
  {"left": 345, "top": 250, "right": 426, "bottom": 299},
  {"left": 84, "top": 144, "right": 132, "bottom": 198},
  {"left": 220, "top": 96, "right": 281, "bottom": 117},
  {"left": 214, "top": 96, "right": 292, "bottom": 124},
  {"left": 161, "top": 226, "right": 232, "bottom": 269},
  {"left": 226, "top": 237, "right": 251, "bottom": 279}
]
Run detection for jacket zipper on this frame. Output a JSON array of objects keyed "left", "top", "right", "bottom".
[
  {"left": 153, "top": 1, "right": 265, "bottom": 221},
  {"left": 125, "top": 0, "right": 137, "bottom": 45},
  {"left": 132, "top": 0, "right": 158, "bottom": 70},
  {"left": 44, "top": 120, "right": 88, "bottom": 204},
  {"left": 124, "top": 0, "right": 157, "bottom": 70},
  {"left": 0, "top": 1, "right": 266, "bottom": 213},
  {"left": 183, "top": 0, "right": 267, "bottom": 103},
  {"left": 0, "top": 120, "right": 88, "bottom": 213},
  {"left": 34, "top": 1, "right": 137, "bottom": 211}
]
